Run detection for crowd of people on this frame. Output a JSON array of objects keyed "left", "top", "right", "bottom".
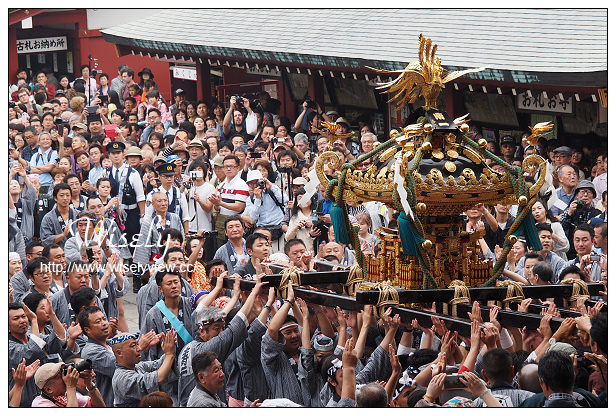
[{"left": 8, "top": 63, "right": 607, "bottom": 408}]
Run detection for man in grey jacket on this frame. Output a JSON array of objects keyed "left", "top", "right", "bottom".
[{"left": 187, "top": 351, "right": 227, "bottom": 407}]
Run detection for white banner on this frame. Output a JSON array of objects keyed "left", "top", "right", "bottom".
[
  {"left": 17, "top": 36, "right": 67, "bottom": 54},
  {"left": 173, "top": 66, "right": 197, "bottom": 81},
  {"left": 516, "top": 92, "right": 573, "bottom": 114}
]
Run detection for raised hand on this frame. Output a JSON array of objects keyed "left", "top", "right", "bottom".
[
  {"left": 67, "top": 322, "right": 83, "bottom": 340},
  {"left": 342, "top": 338, "right": 358, "bottom": 368},
  {"left": 161, "top": 328, "right": 177, "bottom": 356},
  {"left": 467, "top": 301, "right": 483, "bottom": 323}
]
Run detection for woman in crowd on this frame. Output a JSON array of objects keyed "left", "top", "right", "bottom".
[{"left": 531, "top": 199, "right": 569, "bottom": 259}]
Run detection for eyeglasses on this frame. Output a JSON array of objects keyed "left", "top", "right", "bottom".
[
  {"left": 223, "top": 165, "right": 238, "bottom": 169},
  {"left": 577, "top": 189, "right": 594, "bottom": 195}
]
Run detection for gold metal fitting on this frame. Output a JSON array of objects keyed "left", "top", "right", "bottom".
[
  {"left": 518, "top": 195, "right": 528, "bottom": 206},
  {"left": 446, "top": 133, "right": 457, "bottom": 143},
  {"left": 459, "top": 123, "right": 469, "bottom": 134},
  {"left": 477, "top": 138, "right": 488, "bottom": 148},
  {"left": 508, "top": 235, "right": 518, "bottom": 245},
  {"left": 423, "top": 123, "right": 434, "bottom": 133},
  {"left": 416, "top": 202, "right": 427, "bottom": 213},
  {"left": 421, "top": 142, "right": 432, "bottom": 153},
  {"left": 422, "top": 239, "right": 433, "bottom": 249},
  {"left": 389, "top": 129, "right": 399, "bottom": 139}
]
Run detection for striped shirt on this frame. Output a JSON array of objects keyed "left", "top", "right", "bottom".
[{"left": 218, "top": 173, "right": 249, "bottom": 216}]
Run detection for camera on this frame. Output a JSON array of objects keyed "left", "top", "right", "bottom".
[
  {"left": 86, "top": 105, "right": 98, "bottom": 115},
  {"left": 189, "top": 170, "right": 203, "bottom": 180},
  {"left": 444, "top": 374, "right": 466, "bottom": 389},
  {"left": 590, "top": 254, "right": 601, "bottom": 262},
  {"left": 63, "top": 359, "right": 92, "bottom": 375},
  {"left": 86, "top": 247, "right": 95, "bottom": 263},
  {"left": 305, "top": 95, "right": 317, "bottom": 109},
  {"left": 257, "top": 179, "right": 266, "bottom": 189},
  {"left": 234, "top": 96, "right": 244, "bottom": 105},
  {"left": 272, "top": 137, "right": 278, "bottom": 145},
  {"left": 278, "top": 166, "right": 293, "bottom": 174},
  {"left": 250, "top": 152, "right": 262, "bottom": 159}
]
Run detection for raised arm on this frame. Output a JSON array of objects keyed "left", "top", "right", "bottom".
[
  {"left": 157, "top": 329, "right": 177, "bottom": 385},
  {"left": 267, "top": 281, "right": 295, "bottom": 338},
  {"left": 295, "top": 298, "right": 312, "bottom": 349},
  {"left": 340, "top": 338, "right": 358, "bottom": 401}
]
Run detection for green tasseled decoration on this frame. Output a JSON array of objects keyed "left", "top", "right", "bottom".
[
  {"left": 331, "top": 202, "right": 351, "bottom": 244},
  {"left": 397, "top": 211, "right": 425, "bottom": 257},
  {"left": 514, "top": 214, "right": 543, "bottom": 251}
]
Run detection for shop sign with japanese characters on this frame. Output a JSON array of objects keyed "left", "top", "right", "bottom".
[
  {"left": 173, "top": 66, "right": 197, "bottom": 81},
  {"left": 516, "top": 92, "right": 573, "bottom": 114},
  {"left": 17, "top": 36, "right": 68, "bottom": 54}
]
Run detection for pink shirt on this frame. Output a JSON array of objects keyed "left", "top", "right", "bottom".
[{"left": 31, "top": 392, "right": 91, "bottom": 407}]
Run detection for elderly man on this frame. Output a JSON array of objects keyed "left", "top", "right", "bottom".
[
  {"left": 360, "top": 132, "right": 378, "bottom": 153},
  {"left": 178, "top": 276, "right": 264, "bottom": 406},
  {"left": 144, "top": 162, "right": 189, "bottom": 234},
  {"left": 134, "top": 191, "right": 183, "bottom": 268},
  {"left": 549, "top": 164, "right": 578, "bottom": 218},
  {"left": 104, "top": 141, "right": 146, "bottom": 251},
  {"left": 187, "top": 351, "right": 227, "bottom": 407},
  {"left": 31, "top": 363, "right": 100, "bottom": 407},
  {"left": 561, "top": 180, "right": 602, "bottom": 258}
]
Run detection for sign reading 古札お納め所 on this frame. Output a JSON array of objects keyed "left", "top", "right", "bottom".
[{"left": 17, "top": 36, "right": 68, "bottom": 54}]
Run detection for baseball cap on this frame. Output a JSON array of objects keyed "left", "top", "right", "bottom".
[
  {"left": 335, "top": 117, "right": 350, "bottom": 128},
  {"left": 212, "top": 155, "right": 225, "bottom": 167},
  {"left": 173, "top": 88, "right": 185, "bottom": 97},
  {"left": 72, "top": 122, "right": 87, "bottom": 131},
  {"left": 501, "top": 135, "right": 515, "bottom": 145},
  {"left": 292, "top": 177, "right": 307, "bottom": 186},
  {"left": 34, "top": 362, "right": 64, "bottom": 389},
  {"left": 246, "top": 170, "right": 263, "bottom": 183}
]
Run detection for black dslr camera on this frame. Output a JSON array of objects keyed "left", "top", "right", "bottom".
[
  {"left": 63, "top": 359, "right": 92, "bottom": 375},
  {"left": 234, "top": 96, "right": 244, "bottom": 105},
  {"left": 304, "top": 95, "right": 317, "bottom": 110},
  {"left": 257, "top": 179, "right": 266, "bottom": 189}
]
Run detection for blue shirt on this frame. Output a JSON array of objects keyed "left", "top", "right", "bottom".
[
  {"left": 88, "top": 164, "right": 105, "bottom": 188},
  {"left": 244, "top": 183, "right": 285, "bottom": 226},
  {"left": 29, "top": 147, "right": 58, "bottom": 186},
  {"left": 550, "top": 187, "right": 575, "bottom": 217}
]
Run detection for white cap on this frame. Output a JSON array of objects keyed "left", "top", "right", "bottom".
[
  {"left": 246, "top": 170, "right": 263, "bottom": 183},
  {"left": 9, "top": 252, "right": 21, "bottom": 262}
]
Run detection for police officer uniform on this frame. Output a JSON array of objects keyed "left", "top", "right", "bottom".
[
  {"left": 104, "top": 141, "right": 145, "bottom": 251},
  {"left": 144, "top": 163, "right": 189, "bottom": 229}
]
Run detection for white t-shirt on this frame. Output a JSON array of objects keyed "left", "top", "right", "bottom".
[
  {"left": 188, "top": 182, "right": 216, "bottom": 232},
  {"left": 218, "top": 173, "right": 249, "bottom": 216}
]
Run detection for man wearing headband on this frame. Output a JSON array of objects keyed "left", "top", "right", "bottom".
[
  {"left": 110, "top": 329, "right": 178, "bottom": 407},
  {"left": 260, "top": 283, "right": 321, "bottom": 406},
  {"left": 177, "top": 276, "right": 264, "bottom": 406},
  {"left": 319, "top": 310, "right": 400, "bottom": 407}
]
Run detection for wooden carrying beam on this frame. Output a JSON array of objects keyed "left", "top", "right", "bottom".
[
  {"left": 356, "top": 283, "right": 605, "bottom": 304},
  {"left": 220, "top": 277, "right": 474, "bottom": 334},
  {"left": 435, "top": 302, "right": 564, "bottom": 333},
  {"left": 392, "top": 306, "right": 474, "bottom": 337}
]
